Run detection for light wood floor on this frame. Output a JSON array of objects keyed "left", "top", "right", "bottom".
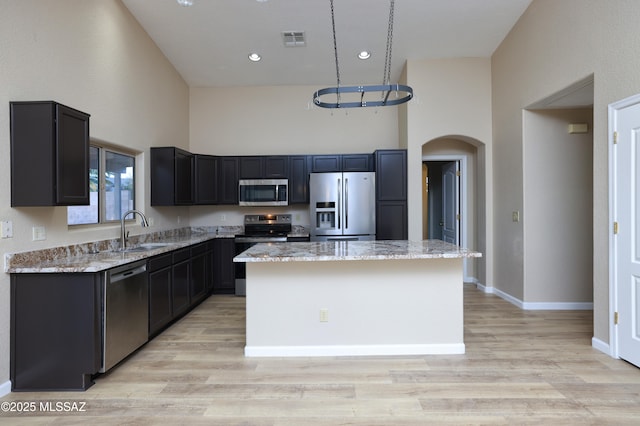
[{"left": 3, "top": 285, "right": 640, "bottom": 425}]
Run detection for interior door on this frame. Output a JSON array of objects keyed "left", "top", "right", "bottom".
[
  {"left": 614, "top": 99, "right": 640, "bottom": 368},
  {"left": 441, "top": 161, "right": 460, "bottom": 245}
]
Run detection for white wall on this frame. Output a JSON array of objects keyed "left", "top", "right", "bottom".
[
  {"left": 188, "top": 85, "right": 402, "bottom": 227},
  {"left": 404, "top": 58, "right": 493, "bottom": 285},
  {"left": 189, "top": 86, "right": 400, "bottom": 156},
  {"left": 0, "top": 0, "right": 189, "bottom": 391},
  {"left": 492, "top": 0, "right": 640, "bottom": 342},
  {"left": 524, "top": 108, "right": 593, "bottom": 304}
]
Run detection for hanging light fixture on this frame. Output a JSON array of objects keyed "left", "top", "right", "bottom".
[{"left": 313, "top": 0, "right": 413, "bottom": 109}]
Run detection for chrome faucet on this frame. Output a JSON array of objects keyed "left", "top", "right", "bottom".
[{"left": 120, "top": 209, "right": 150, "bottom": 251}]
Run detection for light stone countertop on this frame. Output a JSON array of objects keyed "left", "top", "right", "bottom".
[
  {"left": 6, "top": 225, "right": 310, "bottom": 274},
  {"left": 233, "top": 239, "right": 482, "bottom": 263}
]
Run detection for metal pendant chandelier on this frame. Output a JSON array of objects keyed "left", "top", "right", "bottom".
[{"left": 313, "top": 0, "right": 413, "bottom": 109}]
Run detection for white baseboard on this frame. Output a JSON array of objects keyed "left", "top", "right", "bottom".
[
  {"left": 245, "top": 343, "right": 466, "bottom": 357},
  {"left": 0, "top": 380, "right": 11, "bottom": 398},
  {"left": 592, "top": 337, "right": 612, "bottom": 356},
  {"left": 475, "top": 284, "right": 593, "bottom": 310}
]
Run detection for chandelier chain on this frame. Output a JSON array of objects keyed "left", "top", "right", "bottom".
[
  {"left": 382, "top": 0, "right": 395, "bottom": 86},
  {"left": 329, "top": 0, "right": 341, "bottom": 89}
]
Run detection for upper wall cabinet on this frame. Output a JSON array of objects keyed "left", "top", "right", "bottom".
[
  {"left": 239, "top": 156, "right": 289, "bottom": 179},
  {"left": 10, "top": 101, "right": 90, "bottom": 206},
  {"left": 194, "top": 154, "right": 219, "bottom": 205},
  {"left": 151, "top": 147, "right": 195, "bottom": 206},
  {"left": 310, "top": 154, "right": 374, "bottom": 173}
]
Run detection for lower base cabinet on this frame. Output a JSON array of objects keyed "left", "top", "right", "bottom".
[
  {"left": 10, "top": 273, "right": 101, "bottom": 391},
  {"left": 148, "top": 253, "right": 173, "bottom": 336},
  {"left": 213, "top": 238, "right": 235, "bottom": 294}
]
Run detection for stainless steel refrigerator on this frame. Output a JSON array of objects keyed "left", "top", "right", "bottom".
[{"left": 309, "top": 172, "right": 376, "bottom": 241}]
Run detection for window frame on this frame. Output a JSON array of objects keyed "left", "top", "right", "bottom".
[{"left": 68, "top": 144, "right": 139, "bottom": 226}]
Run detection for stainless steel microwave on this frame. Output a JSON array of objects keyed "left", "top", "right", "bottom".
[{"left": 238, "top": 179, "right": 288, "bottom": 206}]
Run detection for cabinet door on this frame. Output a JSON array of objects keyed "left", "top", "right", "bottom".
[
  {"left": 149, "top": 266, "right": 173, "bottom": 336},
  {"left": 375, "top": 150, "right": 407, "bottom": 201},
  {"left": 342, "top": 154, "right": 373, "bottom": 172},
  {"left": 239, "top": 156, "right": 263, "bottom": 179},
  {"left": 11, "top": 273, "right": 101, "bottom": 391},
  {"left": 172, "top": 248, "right": 191, "bottom": 318},
  {"left": 288, "top": 155, "right": 309, "bottom": 204},
  {"left": 218, "top": 157, "right": 239, "bottom": 204},
  {"left": 190, "top": 243, "right": 208, "bottom": 305},
  {"left": 213, "top": 239, "right": 236, "bottom": 294},
  {"left": 195, "top": 155, "right": 218, "bottom": 204},
  {"left": 10, "top": 101, "right": 90, "bottom": 206},
  {"left": 376, "top": 201, "right": 408, "bottom": 240},
  {"left": 310, "top": 155, "right": 341, "bottom": 173},
  {"left": 264, "top": 156, "right": 289, "bottom": 178},
  {"left": 175, "top": 149, "right": 194, "bottom": 205},
  {"left": 55, "top": 104, "right": 91, "bottom": 205}
]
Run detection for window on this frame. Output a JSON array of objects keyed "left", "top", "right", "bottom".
[{"left": 68, "top": 146, "right": 137, "bottom": 225}]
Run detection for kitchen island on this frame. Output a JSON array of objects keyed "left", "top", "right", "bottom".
[{"left": 234, "top": 240, "right": 481, "bottom": 357}]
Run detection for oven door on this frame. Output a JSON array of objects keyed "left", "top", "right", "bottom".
[{"left": 234, "top": 236, "right": 287, "bottom": 296}]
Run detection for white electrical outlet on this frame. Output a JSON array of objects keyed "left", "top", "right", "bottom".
[
  {"left": 148, "top": 217, "right": 154, "bottom": 226},
  {"left": 319, "top": 308, "right": 329, "bottom": 322},
  {"left": 1, "top": 220, "right": 13, "bottom": 239},
  {"left": 220, "top": 214, "right": 227, "bottom": 222},
  {"left": 32, "top": 226, "right": 46, "bottom": 241}
]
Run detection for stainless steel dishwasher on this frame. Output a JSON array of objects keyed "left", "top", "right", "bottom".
[{"left": 101, "top": 260, "right": 149, "bottom": 372}]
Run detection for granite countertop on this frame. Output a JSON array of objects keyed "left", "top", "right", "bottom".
[
  {"left": 233, "top": 239, "right": 482, "bottom": 263},
  {"left": 5, "top": 226, "right": 310, "bottom": 274}
]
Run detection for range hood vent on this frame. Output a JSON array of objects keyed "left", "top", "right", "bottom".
[{"left": 282, "top": 31, "right": 306, "bottom": 47}]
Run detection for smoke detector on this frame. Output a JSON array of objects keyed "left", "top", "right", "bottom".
[{"left": 282, "top": 31, "right": 306, "bottom": 47}]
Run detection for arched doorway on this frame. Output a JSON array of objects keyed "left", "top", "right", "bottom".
[{"left": 422, "top": 136, "right": 485, "bottom": 285}]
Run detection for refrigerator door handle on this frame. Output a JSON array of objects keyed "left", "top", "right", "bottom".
[
  {"left": 345, "top": 178, "right": 348, "bottom": 230},
  {"left": 337, "top": 178, "right": 341, "bottom": 228}
]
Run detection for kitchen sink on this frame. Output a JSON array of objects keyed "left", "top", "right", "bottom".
[{"left": 120, "top": 242, "right": 173, "bottom": 252}]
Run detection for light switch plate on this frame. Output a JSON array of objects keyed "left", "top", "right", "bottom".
[
  {"left": 32, "top": 226, "right": 46, "bottom": 241},
  {"left": 1, "top": 220, "right": 13, "bottom": 238}
]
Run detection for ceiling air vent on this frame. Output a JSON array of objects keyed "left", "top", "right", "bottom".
[{"left": 282, "top": 31, "right": 306, "bottom": 47}]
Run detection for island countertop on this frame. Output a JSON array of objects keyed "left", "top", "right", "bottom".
[{"left": 234, "top": 239, "right": 481, "bottom": 263}]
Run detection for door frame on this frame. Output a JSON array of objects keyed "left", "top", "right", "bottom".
[
  {"left": 423, "top": 154, "right": 469, "bottom": 278},
  {"left": 608, "top": 92, "right": 640, "bottom": 358}
]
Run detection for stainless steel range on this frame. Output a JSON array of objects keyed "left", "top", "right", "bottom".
[{"left": 234, "top": 214, "right": 292, "bottom": 295}]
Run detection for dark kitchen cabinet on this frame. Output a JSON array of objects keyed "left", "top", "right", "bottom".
[
  {"left": 310, "top": 155, "right": 341, "bottom": 172},
  {"left": 342, "top": 154, "right": 374, "bottom": 172},
  {"left": 190, "top": 242, "right": 209, "bottom": 305},
  {"left": 238, "top": 156, "right": 263, "bottom": 179},
  {"left": 375, "top": 149, "right": 408, "bottom": 240},
  {"left": 172, "top": 248, "right": 191, "bottom": 317},
  {"left": 310, "top": 154, "right": 373, "bottom": 173},
  {"left": 151, "top": 147, "right": 195, "bottom": 205},
  {"left": 148, "top": 253, "right": 173, "bottom": 337},
  {"left": 10, "top": 273, "right": 101, "bottom": 391},
  {"left": 239, "top": 155, "right": 289, "bottom": 179},
  {"left": 288, "top": 155, "right": 309, "bottom": 204},
  {"left": 213, "top": 238, "right": 236, "bottom": 294},
  {"left": 264, "top": 156, "right": 289, "bottom": 177},
  {"left": 376, "top": 202, "right": 408, "bottom": 241},
  {"left": 10, "top": 101, "right": 90, "bottom": 207},
  {"left": 218, "top": 156, "right": 239, "bottom": 204},
  {"left": 195, "top": 154, "right": 219, "bottom": 204}
]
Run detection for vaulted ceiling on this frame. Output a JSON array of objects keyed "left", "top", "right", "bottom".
[{"left": 122, "top": 0, "right": 533, "bottom": 87}]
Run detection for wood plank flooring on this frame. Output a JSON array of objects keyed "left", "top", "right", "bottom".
[{"left": 2, "top": 284, "right": 640, "bottom": 425}]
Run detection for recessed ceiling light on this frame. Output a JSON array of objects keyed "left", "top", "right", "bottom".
[
  {"left": 358, "top": 51, "right": 371, "bottom": 60},
  {"left": 176, "top": 0, "right": 193, "bottom": 6},
  {"left": 248, "top": 53, "right": 261, "bottom": 62}
]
